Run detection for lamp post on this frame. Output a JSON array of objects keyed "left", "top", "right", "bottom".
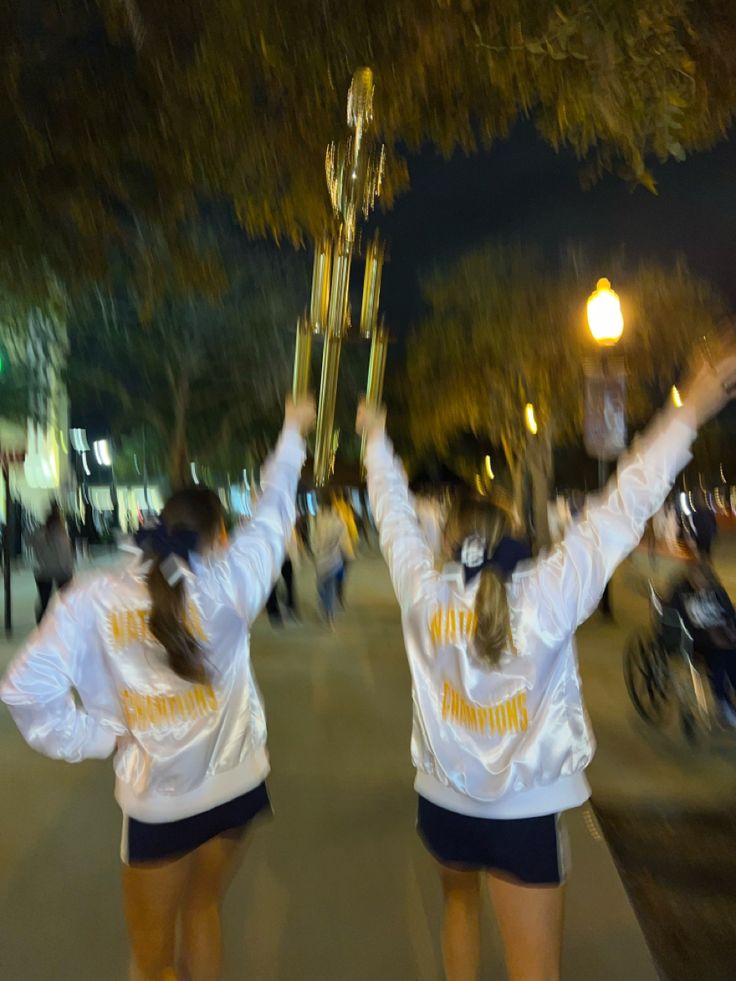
[{"left": 586, "top": 278, "right": 625, "bottom": 618}]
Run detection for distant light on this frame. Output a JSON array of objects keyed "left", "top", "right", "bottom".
[
  {"left": 93, "top": 439, "right": 112, "bottom": 467},
  {"left": 242, "top": 468, "right": 250, "bottom": 491},
  {"left": 671, "top": 386, "right": 683, "bottom": 408},
  {"left": 484, "top": 455, "right": 494, "bottom": 480},
  {"left": 587, "top": 278, "right": 624, "bottom": 346},
  {"left": 475, "top": 474, "right": 486, "bottom": 496},
  {"left": 720, "top": 463, "right": 726, "bottom": 484},
  {"left": 679, "top": 492, "right": 691, "bottom": 516},
  {"left": 71, "top": 428, "right": 89, "bottom": 452},
  {"left": 524, "top": 403, "right": 538, "bottom": 435},
  {"left": 190, "top": 462, "right": 199, "bottom": 485},
  {"left": 307, "top": 491, "right": 318, "bottom": 516},
  {"left": 81, "top": 451, "right": 91, "bottom": 477},
  {"left": 133, "top": 453, "right": 141, "bottom": 476}
]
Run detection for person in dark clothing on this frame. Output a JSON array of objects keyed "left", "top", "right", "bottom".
[
  {"left": 266, "top": 558, "right": 297, "bottom": 626},
  {"left": 687, "top": 490, "right": 718, "bottom": 558},
  {"left": 666, "top": 540, "right": 736, "bottom": 727},
  {"left": 31, "top": 503, "right": 75, "bottom": 623}
]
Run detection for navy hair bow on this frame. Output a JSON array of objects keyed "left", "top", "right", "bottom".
[
  {"left": 456, "top": 535, "right": 531, "bottom": 585},
  {"left": 134, "top": 523, "right": 199, "bottom": 562}
]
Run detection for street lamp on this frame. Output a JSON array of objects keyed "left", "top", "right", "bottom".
[
  {"left": 587, "top": 278, "right": 624, "bottom": 347},
  {"left": 586, "top": 277, "right": 624, "bottom": 619}
]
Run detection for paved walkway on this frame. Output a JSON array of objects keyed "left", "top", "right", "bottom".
[{"left": 1, "top": 539, "right": 735, "bottom": 980}]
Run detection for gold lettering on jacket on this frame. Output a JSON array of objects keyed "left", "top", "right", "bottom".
[
  {"left": 120, "top": 684, "right": 219, "bottom": 730},
  {"left": 429, "top": 606, "right": 478, "bottom": 646},
  {"left": 441, "top": 680, "right": 528, "bottom": 737},
  {"left": 108, "top": 604, "right": 208, "bottom": 648}
]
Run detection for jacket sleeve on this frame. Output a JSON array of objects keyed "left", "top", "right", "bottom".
[
  {"left": 211, "top": 423, "right": 306, "bottom": 624},
  {"left": 0, "top": 583, "right": 118, "bottom": 762},
  {"left": 529, "top": 407, "right": 696, "bottom": 641},
  {"left": 365, "top": 430, "right": 438, "bottom": 608}
]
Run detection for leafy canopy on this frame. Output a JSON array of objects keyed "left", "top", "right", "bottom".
[
  {"left": 2, "top": 0, "right": 735, "bottom": 295},
  {"left": 406, "top": 243, "right": 726, "bottom": 470}
]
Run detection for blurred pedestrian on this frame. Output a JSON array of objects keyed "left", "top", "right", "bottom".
[
  {"left": 266, "top": 530, "right": 301, "bottom": 626},
  {"left": 333, "top": 490, "right": 358, "bottom": 607},
  {"left": 687, "top": 489, "right": 718, "bottom": 558},
  {"left": 31, "top": 502, "right": 74, "bottom": 623},
  {"left": 358, "top": 345, "right": 736, "bottom": 981},
  {"left": 311, "top": 494, "right": 351, "bottom": 627},
  {"left": 1, "top": 396, "right": 315, "bottom": 981}
]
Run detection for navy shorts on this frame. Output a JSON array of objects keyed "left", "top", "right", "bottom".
[
  {"left": 122, "top": 782, "right": 271, "bottom": 866},
  {"left": 417, "top": 795, "right": 568, "bottom": 885}
]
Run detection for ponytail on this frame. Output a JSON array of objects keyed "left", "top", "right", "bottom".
[
  {"left": 147, "top": 559, "right": 208, "bottom": 684},
  {"left": 445, "top": 492, "right": 519, "bottom": 668},
  {"left": 137, "top": 485, "right": 225, "bottom": 684},
  {"left": 474, "top": 566, "right": 512, "bottom": 667}
]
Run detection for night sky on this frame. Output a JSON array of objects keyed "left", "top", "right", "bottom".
[{"left": 379, "top": 124, "right": 736, "bottom": 332}]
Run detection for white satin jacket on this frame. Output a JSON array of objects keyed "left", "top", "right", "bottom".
[
  {"left": 366, "top": 408, "right": 695, "bottom": 819},
  {"left": 1, "top": 424, "right": 305, "bottom": 823}
]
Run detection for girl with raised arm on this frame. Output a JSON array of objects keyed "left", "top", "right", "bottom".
[
  {"left": 1, "top": 396, "right": 315, "bottom": 981},
  {"left": 359, "top": 350, "right": 736, "bottom": 981}
]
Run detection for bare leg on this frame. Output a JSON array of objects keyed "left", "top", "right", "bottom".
[
  {"left": 178, "top": 832, "right": 247, "bottom": 981},
  {"left": 437, "top": 862, "right": 482, "bottom": 981},
  {"left": 485, "top": 873, "right": 565, "bottom": 981},
  {"left": 122, "top": 851, "right": 193, "bottom": 981}
]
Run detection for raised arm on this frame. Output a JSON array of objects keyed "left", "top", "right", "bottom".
[
  {"left": 530, "top": 350, "right": 736, "bottom": 639},
  {"left": 359, "top": 400, "right": 438, "bottom": 608},
  {"left": 0, "top": 582, "right": 120, "bottom": 761},
  {"left": 210, "top": 397, "right": 315, "bottom": 623}
]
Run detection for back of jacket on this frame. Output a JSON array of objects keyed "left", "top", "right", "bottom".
[
  {"left": 366, "top": 408, "right": 695, "bottom": 817},
  {"left": 1, "top": 424, "right": 305, "bottom": 822}
]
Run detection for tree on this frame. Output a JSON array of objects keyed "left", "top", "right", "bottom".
[
  {"left": 2, "top": 0, "right": 736, "bottom": 296},
  {"left": 68, "top": 231, "right": 309, "bottom": 488},
  {"left": 406, "top": 244, "right": 725, "bottom": 546}
]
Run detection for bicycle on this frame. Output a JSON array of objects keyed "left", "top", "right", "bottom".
[{"left": 623, "top": 582, "right": 714, "bottom": 743}]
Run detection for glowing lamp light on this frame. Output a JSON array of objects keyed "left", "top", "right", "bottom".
[
  {"left": 475, "top": 474, "right": 485, "bottom": 496},
  {"left": 587, "top": 278, "right": 624, "bottom": 346},
  {"left": 190, "top": 462, "right": 200, "bottom": 485},
  {"left": 70, "top": 428, "right": 90, "bottom": 452},
  {"left": 671, "top": 386, "right": 683, "bottom": 408},
  {"left": 93, "top": 439, "right": 112, "bottom": 467},
  {"left": 484, "top": 455, "right": 495, "bottom": 480},
  {"left": 524, "top": 403, "right": 538, "bottom": 435}
]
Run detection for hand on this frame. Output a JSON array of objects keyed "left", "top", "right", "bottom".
[
  {"left": 679, "top": 339, "right": 736, "bottom": 429},
  {"left": 356, "top": 397, "right": 386, "bottom": 438},
  {"left": 285, "top": 395, "right": 316, "bottom": 437}
]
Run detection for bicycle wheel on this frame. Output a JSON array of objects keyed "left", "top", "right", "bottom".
[{"left": 624, "top": 629, "right": 671, "bottom": 725}]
